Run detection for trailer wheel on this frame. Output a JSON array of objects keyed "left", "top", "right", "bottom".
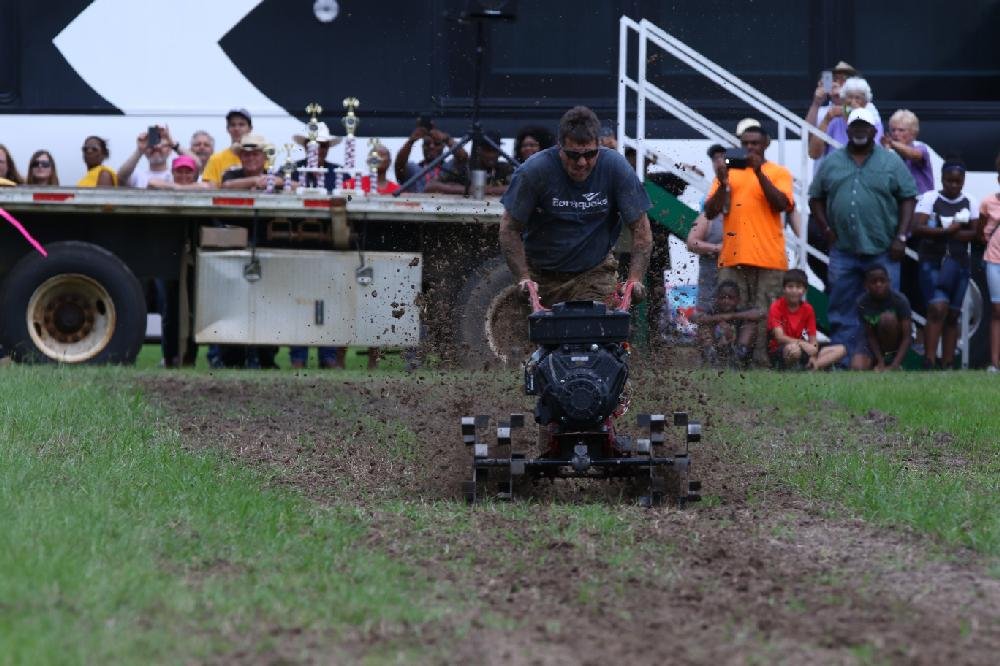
[
  {"left": 455, "top": 255, "right": 532, "bottom": 368},
  {"left": 0, "top": 242, "right": 146, "bottom": 364}
]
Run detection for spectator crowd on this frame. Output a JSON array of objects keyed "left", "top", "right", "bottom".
[
  {"left": 686, "top": 61, "right": 1000, "bottom": 373},
  {"left": 3, "top": 64, "right": 1000, "bottom": 373},
  {"left": 0, "top": 107, "right": 555, "bottom": 370}
]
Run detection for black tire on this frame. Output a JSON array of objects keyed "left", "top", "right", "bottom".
[
  {"left": 455, "top": 254, "right": 532, "bottom": 368},
  {"left": 0, "top": 241, "right": 147, "bottom": 364}
]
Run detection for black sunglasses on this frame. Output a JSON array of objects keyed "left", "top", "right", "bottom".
[
  {"left": 32, "top": 160, "right": 52, "bottom": 168},
  {"left": 561, "top": 146, "right": 599, "bottom": 161}
]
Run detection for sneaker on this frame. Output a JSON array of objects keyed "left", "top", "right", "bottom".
[{"left": 987, "top": 365, "right": 999, "bottom": 374}]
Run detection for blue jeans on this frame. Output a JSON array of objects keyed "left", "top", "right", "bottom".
[
  {"left": 827, "top": 248, "right": 900, "bottom": 358},
  {"left": 919, "top": 257, "right": 970, "bottom": 311},
  {"left": 289, "top": 346, "right": 339, "bottom": 366}
]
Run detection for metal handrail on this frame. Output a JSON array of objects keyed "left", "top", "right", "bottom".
[{"left": 618, "top": 15, "right": 842, "bottom": 269}]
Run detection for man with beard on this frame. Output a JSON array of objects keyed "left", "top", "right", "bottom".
[
  {"left": 703, "top": 121, "right": 794, "bottom": 365},
  {"left": 809, "top": 106, "right": 917, "bottom": 368}
]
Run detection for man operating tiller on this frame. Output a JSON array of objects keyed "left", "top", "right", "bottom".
[
  {"left": 463, "top": 106, "right": 699, "bottom": 507},
  {"left": 499, "top": 106, "right": 653, "bottom": 308}
]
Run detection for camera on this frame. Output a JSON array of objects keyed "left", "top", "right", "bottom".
[{"left": 724, "top": 147, "right": 748, "bottom": 169}]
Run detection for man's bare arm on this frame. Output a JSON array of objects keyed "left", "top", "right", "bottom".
[
  {"left": 499, "top": 210, "right": 530, "bottom": 281},
  {"left": 627, "top": 213, "right": 653, "bottom": 282},
  {"left": 896, "top": 197, "right": 916, "bottom": 237},
  {"left": 753, "top": 166, "right": 791, "bottom": 213}
]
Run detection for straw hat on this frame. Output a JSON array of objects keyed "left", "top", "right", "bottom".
[{"left": 292, "top": 121, "right": 342, "bottom": 146}]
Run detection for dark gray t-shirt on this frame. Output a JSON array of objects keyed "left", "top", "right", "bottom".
[{"left": 500, "top": 146, "right": 651, "bottom": 273}]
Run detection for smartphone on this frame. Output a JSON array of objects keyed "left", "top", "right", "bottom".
[
  {"left": 147, "top": 126, "right": 161, "bottom": 147},
  {"left": 820, "top": 70, "right": 833, "bottom": 94},
  {"left": 723, "top": 147, "right": 748, "bottom": 169},
  {"left": 417, "top": 115, "right": 433, "bottom": 131}
]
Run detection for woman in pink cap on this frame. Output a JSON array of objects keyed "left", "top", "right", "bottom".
[{"left": 149, "top": 155, "right": 207, "bottom": 190}]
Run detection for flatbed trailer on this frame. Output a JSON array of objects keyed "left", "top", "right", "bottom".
[{"left": 0, "top": 187, "right": 509, "bottom": 365}]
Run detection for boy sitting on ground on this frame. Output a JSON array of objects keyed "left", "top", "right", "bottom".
[
  {"left": 767, "top": 269, "right": 846, "bottom": 370},
  {"left": 854, "top": 264, "right": 913, "bottom": 371},
  {"left": 690, "top": 280, "right": 763, "bottom": 367}
]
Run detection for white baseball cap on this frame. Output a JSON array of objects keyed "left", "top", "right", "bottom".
[
  {"left": 847, "top": 106, "right": 878, "bottom": 127},
  {"left": 735, "top": 117, "right": 761, "bottom": 136}
]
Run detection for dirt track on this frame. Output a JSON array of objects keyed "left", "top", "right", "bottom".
[{"left": 141, "top": 368, "right": 999, "bottom": 665}]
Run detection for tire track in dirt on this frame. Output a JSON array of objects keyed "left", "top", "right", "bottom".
[{"left": 140, "top": 370, "right": 999, "bottom": 665}]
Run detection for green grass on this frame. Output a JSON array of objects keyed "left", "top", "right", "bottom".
[
  {"left": 712, "top": 371, "right": 1000, "bottom": 557},
  {"left": 0, "top": 366, "right": 434, "bottom": 663}
]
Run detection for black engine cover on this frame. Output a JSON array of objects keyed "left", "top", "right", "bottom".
[
  {"left": 527, "top": 343, "right": 628, "bottom": 428},
  {"left": 524, "top": 300, "right": 630, "bottom": 429}
]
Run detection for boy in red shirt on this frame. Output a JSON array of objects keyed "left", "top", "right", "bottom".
[{"left": 768, "top": 269, "right": 846, "bottom": 370}]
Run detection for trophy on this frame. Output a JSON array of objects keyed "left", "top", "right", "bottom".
[
  {"left": 366, "top": 138, "right": 382, "bottom": 194},
  {"left": 263, "top": 144, "right": 277, "bottom": 194},
  {"left": 282, "top": 143, "right": 295, "bottom": 193},
  {"left": 342, "top": 97, "right": 361, "bottom": 193},
  {"left": 297, "top": 102, "right": 328, "bottom": 195}
]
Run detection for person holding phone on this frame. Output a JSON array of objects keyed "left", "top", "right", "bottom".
[
  {"left": 702, "top": 121, "right": 794, "bottom": 365},
  {"left": 805, "top": 61, "right": 855, "bottom": 138},
  {"left": 117, "top": 125, "right": 194, "bottom": 188},
  {"left": 394, "top": 115, "right": 468, "bottom": 193},
  {"left": 809, "top": 77, "right": 884, "bottom": 161}
]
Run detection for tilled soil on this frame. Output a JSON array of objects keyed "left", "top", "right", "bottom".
[{"left": 140, "top": 368, "right": 999, "bottom": 665}]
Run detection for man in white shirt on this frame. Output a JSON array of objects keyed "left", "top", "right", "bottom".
[{"left": 118, "top": 125, "right": 198, "bottom": 188}]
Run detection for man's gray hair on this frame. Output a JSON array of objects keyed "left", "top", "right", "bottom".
[
  {"left": 558, "top": 106, "right": 601, "bottom": 145},
  {"left": 190, "top": 130, "right": 215, "bottom": 146}
]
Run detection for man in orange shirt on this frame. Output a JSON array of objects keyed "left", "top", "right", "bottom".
[{"left": 703, "top": 120, "right": 794, "bottom": 359}]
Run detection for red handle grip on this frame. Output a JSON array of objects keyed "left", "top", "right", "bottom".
[
  {"left": 524, "top": 280, "right": 547, "bottom": 313},
  {"left": 617, "top": 281, "right": 636, "bottom": 313}
]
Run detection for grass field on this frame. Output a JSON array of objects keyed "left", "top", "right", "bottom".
[
  {"left": 709, "top": 371, "right": 1000, "bottom": 556},
  {"left": 1, "top": 360, "right": 997, "bottom": 662},
  {"left": 0, "top": 366, "right": 433, "bottom": 663}
]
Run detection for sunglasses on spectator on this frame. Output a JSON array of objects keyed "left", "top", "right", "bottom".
[
  {"left": 561, "top": 146, "right": 599, "bottom": 161},
  {"left": 82, "top": 145, "right": 101, "bottom": 152},
  {"left": 32, "top": 160, "right": 52, "bottom": 168}
]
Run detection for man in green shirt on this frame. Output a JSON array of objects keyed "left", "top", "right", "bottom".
[{"left": 808, "top": 106, "right": 917, "bottom": 367}]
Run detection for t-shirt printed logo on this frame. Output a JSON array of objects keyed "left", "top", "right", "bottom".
[{"left": 550, "top": 191, "right": 610, "bottom": 211}]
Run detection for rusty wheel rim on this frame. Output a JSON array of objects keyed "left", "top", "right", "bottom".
[{"left": 27, "top": 273, "right": 116, "bottom": 363}]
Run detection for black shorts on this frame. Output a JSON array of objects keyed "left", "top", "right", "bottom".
[{"left": 769, "top": 344, "right": 809, "bottom": 370}]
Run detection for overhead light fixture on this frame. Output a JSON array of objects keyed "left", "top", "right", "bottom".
[{"left": 313, "top": 0, "right": 339, "bottom": 22}]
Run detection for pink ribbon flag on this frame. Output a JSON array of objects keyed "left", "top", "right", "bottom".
[{"left": 0, "top": 206, "right": 47, "bottom": 257}]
